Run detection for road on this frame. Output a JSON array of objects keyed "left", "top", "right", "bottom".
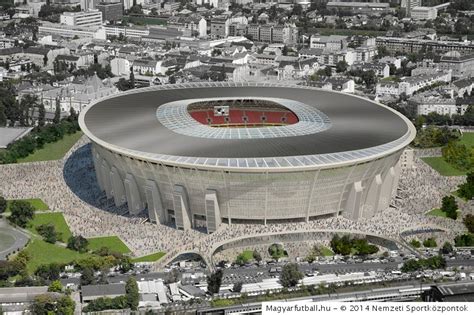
[{"left": 103, "top": 258, "right": 474, "bottom": 285}]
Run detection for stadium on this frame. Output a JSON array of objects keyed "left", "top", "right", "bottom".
[{"left": 79, "top": 82, "right": 416, "bottom": 233}]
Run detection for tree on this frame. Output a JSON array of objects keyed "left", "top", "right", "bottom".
[
  {"left": 336, "top": 60, "right": 348, "bottom": 73},
  {"left": 36, "top": 263, "right": 61, "bottom": 281},
  {"left": 0, "top": 103, "right": 6, "bottom": 126},
  {"left": 48, "top": 280, "right": 63, "bottom": 292},
  {"left": 361, "top": 70, "right": 376, "bottom": 88},
  {"left": 441, "top": 195, "right": 458, "bottom": 220},
  {"left": 36, "top": 224, "right": 60, "bottom": 244},
  {"left": 232, "top": 282, "right": 242, "bottom": 292},
  {"left": 32, "top": 294, "right": 75, "bottom": 315},
  {"left": 169, "top": 75, "right": 176, "bottom": 84},
  {"left": 8, "top": 200, "right": 34, "bottom": 227},
  {"left": 69, "top": 107, "right": 77, "bottom": 121},
  {"left": 423, "top": 237, "right": 438, "bottom": 248},
  {"left": 207, "top": 270, "right": 223, "bottom": 294},
  {"left": 463, "top": 214, "right": 474, "bottom": 234},
  {"left": 0, "top": 195, "right": 7, "bottom": 214},
  {"left": 129, "top": 67, "right": 135, "bottom": 88},
  {"left": 80, "top": 267, "right": 95, "bottom": 285},
  {"left": 458, "top": 172, "right": 474, "bottom": 201},
  {"left": 67, "top": 235, "right": 89, "bottom": 253},
  {"left": 38, "top": 103, "right": 46, "bottom": 127},
  {"left": 280, "top": 263, "right": 303, "bottom": 288},
  {"left": 126, "top": 277, "right": 139, "bottom": 311},
  {"left": 53, "top": 98, "right": 61, "bottom": 124},
  {"left": 439, "top": 242, "right": 454, "bottom": 255},
  {"left": 268, "top": 243, "right": 286, "bottom": 260},
  {"left": 252, "top": 250, "right": 262, "bottom": 263},
  {"left": 410, "top": 239, "right": 421, "bottom": 248}
]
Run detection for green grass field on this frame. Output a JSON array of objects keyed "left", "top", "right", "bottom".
[
  {"left": 87, "top": 236, "right": 131, "bottom": 254},
  {"left": 459, "top": 132, "right": 474, "bottom": 148},
  {"left": 319, "top": 246, "right": 334, "bottom": 256},
  {"left": 427, "top": 208, "right": 448, "bottom": 218},
  {"left": 17, "top": 131, "right": 83, "bottom": 163},
  {"left": 27, "top": 212, "right": 72, "bottom": 243},
  {"left": 5, "top": 198, "right": 49, "bottom": 213},
  {"left": 131, "top": 252, "right": 166, "bottom": 263},
  {"left": 23, "top": 239, "right": 91, "bottom": 273},
  {"left": 421, "top": 157, "right": 467, "bottom": 176}
]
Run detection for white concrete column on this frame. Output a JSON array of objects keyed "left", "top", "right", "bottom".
[
  {"left": 343, "top": 181, "right": 363, "bottom": 221},
  {"left": 379, "top": 167, "right": 395, "bottom": 211},
  {"left": 173, "top": 185, "right": 192, "bottom": 231},
  {"left": 101, "top": 159, "right": 112, "bottom": 199},
  {"left": 111, "top": 166, "right": 126, "bottom": 207},
  {"left": 205, "top": 189, "right": 221, "bottom": 234},
  {"left": 124, "top": 173, "right": 145, "bottom": 215},
  {"left": 363, "top": 174, "right": 382, "bottom": 218},
  {"left": 144, "top": 179, "right": 166, "bottom": 224},
  {"left": 91, "top": 147, "right": 104, "bottom": 191}
]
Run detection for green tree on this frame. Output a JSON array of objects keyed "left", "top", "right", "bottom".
[
  {"left": 32, "top": 294, "right": 75, "bottom": 315},
  {"left": 410, "top": 239, "right": 421, "bottom": 248},
  {"left": 441, "top": 195, "right": 458, "bottom": 220},
  {"left": 125, "top": 277, "right": 139, "bottom": 311},
  {"left": 80, "top": 267, "right": 95, "bottom": 285},
  {"left": 207, "top": 270, "right": 223, "bottom": 294},
  {"left": 0, "top": 103, "right": 6, "bottom": 126},
  {"left": 8, "top": 200, "right": 34, "bottom": 227},
  {"left": 463, "top": 214, "right": 474, "bottom": 234},
  {"left": 0, "top": 195, "right": 7, "bottom": 214},
  {"left": 36, "top": 223, "right": 60, "bottom": 244},
  {"left": 252, "top": 250, "right": 262, "bottom": 263},
  {"left": 268, "top": 243, "right": 286, "bottom": 259},
  {"left": 280, "top": 263, "right": 303, "bottom": 288},
  {"left": 48, "top": 280, "right": 63, "bottom": 292},
  {"left": 439, "top": 242, "right": 454, "bottom": 255},
  {"left": 129, "top": 67, "right": 135, "bottom": 87},
  {"left": 423, "top": 237, "right": 438, "bottom": 248},
  {"left": 67, "top": 235, "right": 89, "bottom": 253},
  {"left": 458, "top": 172, "right": 474, "bottom": 201},
  {"left": 36, "top": 263, "right": 61, "bottom": 281}
]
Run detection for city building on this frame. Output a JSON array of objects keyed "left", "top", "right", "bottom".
[
  {"left": 96, "top": 2, "right": 123, "bottom": 22},
  {"left": 411, "top": 6, "right": 438, "bottom": 20},
  {"left": 376, "top": 37, "right": 474, "bottom": 55},
  {"left": 439, "top": 52, "right": 474, "bottom": 79},
  {"left": 79, "top": 83, "right": 415, "bottom": 232},
  {"left": 60, "top": 10, "right": 103, "bottom": 28}
]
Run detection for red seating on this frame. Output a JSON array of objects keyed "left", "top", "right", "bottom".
[{"left": 189, "top": 108, "right": 298, "bottom": 126}]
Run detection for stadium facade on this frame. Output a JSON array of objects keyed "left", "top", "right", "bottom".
[{"left": 79, "top": 83, "right": 416, "bottom": 233}]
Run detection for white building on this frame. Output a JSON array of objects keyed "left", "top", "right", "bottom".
[
  {"left": 376, "top": 71, "right": 452, "bottom": 97},
  {"left": 110, "top": 58, "right": 131, "bottom": 76},
  {"left": 60, "top": 10, "right": 103, "bottom": 28},
  {"left": 411, "top": 6, "right": 438, "bottom": 20}
]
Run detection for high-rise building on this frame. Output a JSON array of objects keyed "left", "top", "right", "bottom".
[
  {"left": 96, "top": 2, "right": 123, "bottom": 22},
  {"left": 60, "top": 10, "right": 103, "bottom": 28}
]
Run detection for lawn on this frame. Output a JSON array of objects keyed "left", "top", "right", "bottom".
[
  {"left": 23, "top": 239, "right": 91, "bottom": 273},
  {"left": 459, "top": 132, "right": 474, "bottom": 148},
  {"left": 131, "top": 252, "right": 166, "bottom": 263},
  {"left": 27, "top": 212, "right": 72, "bottom": 243},
  {"left": 426, "top": 208, "right": 447, "bottom": 218},
  {"left": 421, "top": 157, "right": 467, "bottom": 176},
  {"left": 87, "top": 236, "right": 131, "bottom": 254},
  {"left": 17, "top": 131, "right": 83, "bottom": 163},
  {"left": 319, "top": 246, "right": 334, "bottom": 257},
  {"left": 5, "top": 198, "right": 49, "bottom": 213}
]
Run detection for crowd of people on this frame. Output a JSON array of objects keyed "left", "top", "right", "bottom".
[{"left": 0, "top": 137, "right": 469, "bottom": 267}]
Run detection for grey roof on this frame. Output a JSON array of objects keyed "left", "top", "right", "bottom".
[
  {"left": 80, "top": 82, "right": 414, "bottom": 170},
  {"left": 0, "top": 286, "right": 48, "bottom": 304},
  {"left": 82, "top": 283, "right": 126, "bottom": 298},
  {"left": 0, "top": 127, "right": 33, "bottom": 149},
  {"left": 435, "top": 282, "right": 474, "bottom": 298}
]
